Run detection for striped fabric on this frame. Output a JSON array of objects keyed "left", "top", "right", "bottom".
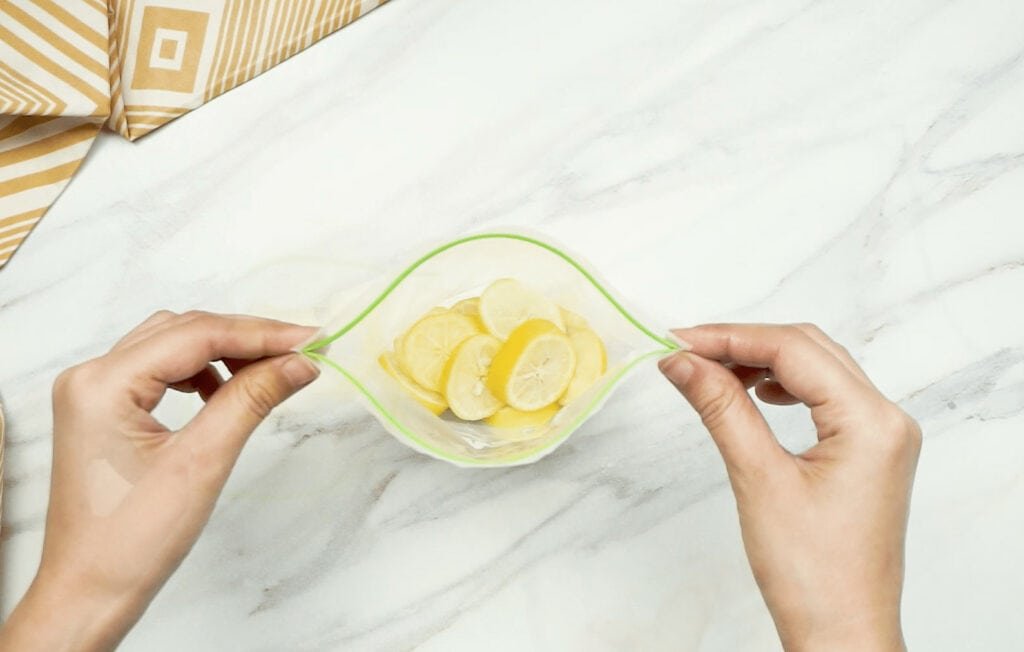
[
  {"left": 0, "top": 403, "right": 5, "bottom": 522},
  {"left": 0, "top": 0, "right": 386, "bottom": 268}
]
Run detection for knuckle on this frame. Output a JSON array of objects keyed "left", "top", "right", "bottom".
[
  {"left": 147, "top": 309, "right": 175, "bottom": 323},
  {"left": 879, "top": 402, "right": 907, "bottom": 432},
  {"left": 799, "top": 322, "right": 848, "bottom": 353},
  {"left": 53, "top": 362, "right": 97, "bottom": 397},
  {"left": 786, "top": 321, "right": 827, "bottom": 345},
  {"left": 236, "top": 376, "right": 280, "bottom": 420},
  {"left": 52, "top": 368, "right": 74, "bottom": 396},
  {"left": 833, "top": 341, "right": 853, "bottom": 359},
  {"left": 781, "top": 324, "right": 811, "bottom": 345},
  {"left": 698, "top": 386, "right": 739, "bottom": 432},
  {"left": 180, "top": 309, "right": 210, "bottom": 323},
  {"left": 785, "top": 323, "right": 808, "bottom": 335},
  {"left": 182, "top": 311, "right": 221, "bottom": 342},
  {"left": 876, "top": 403, "right": 922, "bottom": 456},
  {"left": 794, "top": 322, "right": 825, "bottom": 337},
  {"left": 902, "top": 412, "right": 923, "bottom": 450}
]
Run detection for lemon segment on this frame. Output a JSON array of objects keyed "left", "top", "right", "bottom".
[
  {"left": 559, "top": 328, "right": 607, "bottom": 405},
  {"left": 448, "top": 299, "right": 485, "bottom": 332},
  {"left": 398, "top": 312, "right": 482, "bottom": 392},
  {"left": 450, "top": 297, "right": 480, "bottom": 317},
  {"left": 378, "top": 353, "right": 447, "bottom": 415},
  {"left": 559, "top": 307, "right": 591, "bottom": 335},
  {"left": 485, "top": 403, "right": 559, "bottom": 429},
  {"left": 440, "top": 334, "right": 504, "bottom": 420},
  {"left": 487, "top": 319, "right": 576, "bottom": 411},
  {"left": 479, "top": 278, "right": 564, "bottom": 340}
]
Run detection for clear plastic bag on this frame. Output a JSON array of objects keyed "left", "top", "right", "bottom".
[{"left": 300, "top": 232, "right": 678, "bottom": 467}]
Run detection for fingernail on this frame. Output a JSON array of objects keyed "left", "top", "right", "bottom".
[
  {"left": 292, "top": 326, "right": 327, "bottom": 354},
  {"left": 667, "top": 329, "right": 693, "bottom": 351},
  {"left": 658, "top": 351, "right": 694, "bottom": 384},
  {"left": 279, "top": 353, "right": 320, "bottom": 388}
]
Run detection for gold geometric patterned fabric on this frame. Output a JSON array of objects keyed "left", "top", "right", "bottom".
[{"left": 1, "top": 0, "right": 386, "bottom": 268}]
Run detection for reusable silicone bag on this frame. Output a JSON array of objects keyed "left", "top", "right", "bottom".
[{"left": 300, "top": 232, "right": 678, "bottom": 467}]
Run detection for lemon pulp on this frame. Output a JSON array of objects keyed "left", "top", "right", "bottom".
[
  {"left": 479, "top": 278, "right": 564, "bottom": 340},
  {"left": 487, "top": 319, "right": 576, "bottom": 411},
  {"left": 398, "top": 311, "right": 482, "bottom": 392},
  {"left": 441, "top": 334, "right": 503, "bottom": 420}
]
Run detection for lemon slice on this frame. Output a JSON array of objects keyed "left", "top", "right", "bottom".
[
  {"left": 440, "top": 334, "right": 503, "bottom": 420},
  {"left": 485, "top": 403, "right": 559, "bottom": 429},
  {"left": 449, "top": 298, "right": 486, "bottom": 332},
  {"left": 394, "top": 307, "right": 448, "bottom": 353},
  {"left": 451, "top": 297, "right": 480, "bottom": 317},
  {"left": 559, "top": 328, "right": 607, "bottom": 405},
  {"left": 398, "top": 312, "right": 482, "bottom": 391},
  {"left": 378, "top": 353, "right": 447, "bottom": 415},
  {"left": 559, "top": 307, "right": 591, "bottom": 335},
  {"left": 479, "top": 278, "right": 564, "bottom": 340},
  {"left": 487, "top": 319, "right": 576, "bottom": 411}
]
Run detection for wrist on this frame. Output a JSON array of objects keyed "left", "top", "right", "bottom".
[
  {"left": 1, "top": 568, "right": 146, "bottom": 652},
  {"left": 777, "top": 609, "right": 905, "bottom": 652}
]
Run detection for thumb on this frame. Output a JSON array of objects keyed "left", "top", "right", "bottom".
[
  {"left": 181, "top": 353, "right": 319, "bottom": 465},
  {"left": 659, "top": 351, "right": 788, "bottom": 479}
]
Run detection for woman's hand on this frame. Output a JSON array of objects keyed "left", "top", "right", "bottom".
[
  {"left": 0, "top": 311, "right": 320, "bottom": 652},
  {"left": 660, "top": 324, "right": 921, "bottom": 652}
]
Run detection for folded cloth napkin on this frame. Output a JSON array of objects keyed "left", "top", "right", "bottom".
[
  {"left": 0, "top": 403, "right": 5, "bottom": 522},
  {"left": 0, "top": 0, "right": 386, "bottom": 268}
]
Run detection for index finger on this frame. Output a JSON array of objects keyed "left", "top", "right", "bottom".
[
  {"left": 114, "top": 311, "right": 318, "bottom": 385},
  {"left": 671, "top": 323, "right": 873, "bottom": 408}
]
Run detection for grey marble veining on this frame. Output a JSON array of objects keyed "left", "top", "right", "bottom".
[{"left": 2, "top": 0, "right": 1023, "bottom": 649}]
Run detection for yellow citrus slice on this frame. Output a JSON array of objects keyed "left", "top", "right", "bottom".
[
  {"left": 487, "top": 319, "right": 576, "bottom": 411},
  {"left": 485, "top": 403, "right": 559, "bottom": 429},
  {"left": 559, "top": 328, "right": 607, "bottom": 405},
  {"left": 378, "top": 353, "right": 447, "bottom": 415},
  {"left": 559, "top": 307, "right": 591, "bottom": 335},
  {"left": 398, "top": 311, "right": 482, "bottom": 391},
  {"left": 450, "top": 298, "right": 486, "bottom": 332},
  {"left": 479, "top": 278, "right": 564, "bottom": 340},
  {"left": 394, "top": 307, "right": 448, "bottom": 353},
  {"left": 440, "top": 334, "right": 504, "bottom": 420},
  {"left": 450, "top": 297, "right": 480, "bottom": 317}
]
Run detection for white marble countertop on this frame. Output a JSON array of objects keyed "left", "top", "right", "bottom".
[{"left": 2, "top": 0, "right": 1023, "bottom": 649}]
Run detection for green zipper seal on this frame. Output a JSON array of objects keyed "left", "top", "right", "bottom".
[
  {"left": 302, "top": 232, "right": 676, "bottom": 353},
  {"left": 301, "top": 232, "right": 678, "bottom": 466}
]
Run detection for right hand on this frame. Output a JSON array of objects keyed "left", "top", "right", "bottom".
[{"left": 659, "top": 323, "right": 921, "bottom": 652}]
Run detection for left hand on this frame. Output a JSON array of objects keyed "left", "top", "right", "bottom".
[{"left": 0, "top": 311, "right": 320, "bottom": 651}]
